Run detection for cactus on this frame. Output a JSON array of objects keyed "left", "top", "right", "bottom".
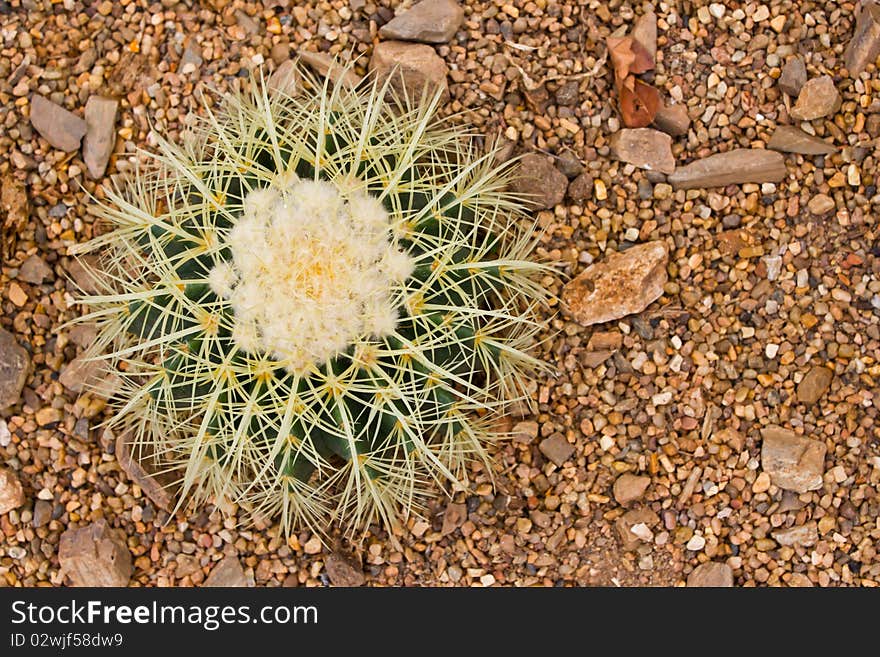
[{"left": 72, "top": 63, "right": 551, "bottom": 538}]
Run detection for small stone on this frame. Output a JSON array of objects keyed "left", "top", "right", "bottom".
[
  {"left": 203, "top": 555, "right": 252, "bottom": 587},
  {"left": 790, "top": 76, "right": 841, "bottom": 121},
  {"left": 609, "top": 128, "right": 674, "bottom": 174},
  {"left": 0, "top": 328, "right": 29, "bottom": 408},
  {"left": 303, "top": 536, "right": 323, "bottom": 554},
  {"left": 844, "top": 2, "right": 880, "bottom": 76},
  {"left": 668, "top": 149, "right": 787, "bottom": 190},
  {"left": 0, "top": 467, "right": 25, "bottom": 515},
  {"left": 652, "top": 103, "right": 690, "bottom": 136},
  {"left": 562, "top": 241, "right": 668, "bottom": 327},
  {"left": 369, "top": 41, "right": 449, "bottom": 103},
  {"left": 767, "top": 125, "right": 835, "bottom": 155},
  {"left": 82, "top": 96, "right": 118, "bottom": 179},
  {"left": 32, "top": 500, "right": 52, "bottom": 528},
  {"left": 59, "top": 354, "right": 119, "bottom": 397},
  {"left": 297, "top": 50, "right": 362, "bottom": 88},
  {"left": 58, "top": 520, "right": 132, "bottom": 587},
  {"left": 379, "top": 0, "right": 464, "bottom": 43},
  {"left": 8, "top": 282, "right": 26, "bottom": 307},
  {"left": 808, "top": 193, "right": 836, "bottom": 215},
  {"left": 567, "top": 172, "right": 593, "bottom": 201},
  {"left": 687, "top": 562, "right": 734, "bottom": 587},
  {"left": 612, "top": 473, "right": 651, "bottom": 504},
  {"left": 18, "top": 255, "right": 52, "bottom": 284},
  {"left": 29, "top": 95, "right": 87, "bottom": 152},
  {"left": 555, "top": 151, "right": 583, "bottom": 178},
  {"left": 686, "top": 534, "right": 706, "bottom": 551},
  {"left": 509, "top": 153, "right": 568, "bottom": 210},
  {"left": 1, "top": 174, "right": 29, "bottom": 255},
  {"left": 539, "top": 434, "right": 575, "bottom": 466},
  {"left": 709, "top": 3, "right": 726, "bottom": 19},
  {"left": 761, "top": 426, "right": 826, "bottom": 494},
  {"left": 325, "top": 553, "right": 366, "bottom": 587},
  {"left": 772, "top": 522, "right": 819, "bottom": 547},
  {"left": 441, "top": 501, "right": 467, "bottom": 535},
  {"left": 268, "top": 59, "right": 300, "bottom": 97},
  {"left": 797, "top": 365, "right": 833, "bottom": 404},
  {"left": 752, "top": 472, "right": 772, "bottom": 493},
  {"left": 770, "top": 14, "right": 787, "bottom": 32},
  {"left": 35, "top": 407, "right": 62, "bottom": 426},
  {"left": 115, "top": 431, "right": 175, "bottom": 511},
  {"left": 615, "top": 508, "right": 659, "bottom": 551},
  {"left": 763, "top": 255, "right": 783, "bottom": 281},
  {"left": 778, "top": 56, "right": 807, "bottom": 96}
]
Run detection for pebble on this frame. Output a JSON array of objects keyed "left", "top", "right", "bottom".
[
  {"left": 562, "top": 241, "right": 668, "bottom": 326},
  {"left": 538, "top": 434, "right": 575, "bottom": 467},
  {"left": 29, "top": 95, "right": 87, "bottom": 152},
  {"left": 203, "top": 555, "right": 252, "bottom": 587},
  {"left": 760, "top": 426, "right": 827, "bottom": 493},
  {"left": 83, "top": 96, "right": 119, "bottom": 179},
  {"left": 796, "top": 365, "right": 833, "bottom": 404},
  {"left": 652, "top": 103, "right": 691, "bottom": 136},
  {"left": 509, "top": 153, "right": 568, "bottom": 210},
  {"left": 115, "top": 430, "right": 174, "bottom": 511},
  {"left": 790, "top": 76, "right": 841, "bottom": 121},
  {"left": 0, "top": 328, "right": 29, "bottom": 408},
  {"left": 807, "top": 193, "right": 836, "bottom": 215},
  {"left": 685, "top": 534, "right": 706, "bottom": 551},
  {"left": 612, "top": 473, "right": 651, "bottom": 505},
  {"left": 772, "top": 522, "right": 819, "bottom": 547},
  {"left": 325, "top": 552, "right": 366, "bottom": 586},
  {"left": 370, "top": 41, "right": 450, "bottom": 103},
  {"left": 687, "top": 562, "right": 734, "bottom": 587},
  {"left": 58, "top": 520, "right": 132, "bottom": 587},
  {"left": 778, "top": 56, "right": 807, "bottom": 96},
  {"left": 609, "top": 128, "right": 675, "bottom": 174},
  {"left": 0, "top": 467, "right": 25, "bottom": 515}
]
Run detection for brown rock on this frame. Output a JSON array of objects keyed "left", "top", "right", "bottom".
[
  {"left": 687, "top": 562, "right": 734, "bottom": 587},
  {"left": 58, "top": 520, "right": 132, "bottom": 586},
  {"left": 83, "top": 96, "right": 118, "bottom": 179},
  {"left": 609, "top": 128, "right": 674, "bottom": 174},
  {"left": 566, "top": 172, "right": 593, "bottom": 201},
  {"left": 797, "top": 365, "right": 833, "bottom": 404},
  {"left": 325, "top": 553, "right": 366, "bottom": 586},
  {"left": 65, "top": 256, "right": 102, "bottom": 294},
  {"left": 511, "top": 420, "right": 539, "bottom": 444},
  {"left": 115, "top": 431, "right": 175, "bottom": 511},
  {"left": 32, "top": 500, "right": 52, "bottom": 528},
  {"left": 562, "top": 241, "right": 668, "bottom": 327},
  {"left": 0, "top": 328, "right": 29, "bottom": 409},
  {"left": 59, "top": 354, "right": 120, "bottom": 398},
  {"left": 1, "top": 174, "right": 28, "bottom": 258},
  {"left": 668, "top": 149, "right": 787, "bottom": 190},
  {"left": 760, "top": 426, "right": 826, "bottom": 493},
  {"left": 778, "top": 56, "right": 807, "bottom": 96},
  {"left": 808, "top": 193, "right": 836, "bottom": 215},
  {"left": 379, "top": 0, "right": 464, "bottom": 43},
  {"left": 615, "top": 507, "right": 659, "bottom": 551},
  {"left": 203, "top": 555, "right": 252, "bottom": 587},
  {"left": 790, "top": 76, "right": 841, "bottom": 121},
  {"left": 631, "top": 9, "right": 657, "bottom": 62},
  {"left": 581, "top": 350, "right": 613, "bottom": 368},
  {"left": 369, "top": 41, "right": 449, "bottom": 103},
  {"left": 767, "top": 125, "right": 836, "bottom": 155},
  {"left": 772, "top": 522, "right": 819, "bottom": 547},
  {"left": 0, "top": 467, "right": 25, "bottom": 515},
  {"left": 29, "top": 95, "right": 87, "bottom": 152},
  {"left": 844, "top": 2, "right": 880, "bottom": 76},
  {"left": 652, "top": 103, "right": 690, "bottom": 136},
  {"left": 612, "top": 473, "right": 651, "bottom": 505},
  {"left": 509, "top": 153, "right": 568, "bottom": 210},
  {"left": 441, "top": 501, "right": 467, "bottom": 535},
  {"left": 298, "top": 50, "right": 362, "bottom": 88},
  {"left": 587, "top": 331, "right": 622, "bottom": 351},
  {"left": 18, "top": 255, "right": 52, "bottom": 284},
  {"left": 268, "top": 59, "right": 300, "bottom": 96},
  {"left": 539, "top": 434, "right": 575, "bottom": 466}
]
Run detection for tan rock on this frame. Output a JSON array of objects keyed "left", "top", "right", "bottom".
[
  {"left": 687, "top": 562, "right": 734, "bottom": 587},
  {"left": 59, "top": 354, "right": 120, "bottom": 398},
  {"left": 325, "top": 553, "right": 366, "bottom": 586},
  {"left": 772, "top": 522, "right": 819, "bottom": 547},
  {"left": 652, "top": 103, "right": 690, "bottom": 136},
  {"left": 615, "top": 507, "right": 659, "bottom": 551},
  {"left": 509, "top": 153, "right": 568, "bottom": 210},
  {"left": 19, "top": 255, "right": 52, "bottom": 284},
  {"left": 844, "top": 2, "right": 880, "bottom": 76},
  {"left": 808, "top": 193, "right": 836, "bottom": 215},
  {"left": 379, "top": 0, "right": 464, "bottom": 44},
  {"left": 0, "top": 467, "right": 25, "bottom": 515},
  {"left": 203, "top": 555, "right": 253, "bottom": 587},
  {"left": 539, "top": 433, "right": 575, "bottom": 466},
  {"left": 797, "top": 365, "right": 833, "bottom": 404},
  {"left": 790, "top": 75, "right": 841, "bottom": 121},
  {"left": 767, "top": 125, "right": 836, "bottom": 155},
  {"left": 612, "top": 473, "right": 651, "bottom": 505},
  {"left": 631, "top": 9, "right": 657, "bottom": 62},
  {"left": 58, "top": 520, "right": 132, "bottom": 586},
  {"left": 562, "top": 241, "right": 668, "bottom": 327},
  {"left": 610, "top": 128, "right": 675, "bottom": 174},
  {"left": 369, "top": 41, "right": 449, "bottom": 103},
  {"left": 441, "top": 501, "right": 467, "bottom": 536},
  {"left": 760, "top": 426, "right": 826, "bottom": 493},
  {"left": 30, "top": 95, "right": 86, "bottom": 152},
  {"left": 83, "top": 96, "right": 118, "bottom": 179},
  {"left": 668, "top": 149, "right": 787, "bottom": 190}
]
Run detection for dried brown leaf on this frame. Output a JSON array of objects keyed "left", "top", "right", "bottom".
[{"left": 620, "top": 78, "right": 661, "bottom": 127}]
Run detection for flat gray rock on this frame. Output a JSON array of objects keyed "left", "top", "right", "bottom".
[
  {"left": 379, "top": 0, "right": 464, "bottom": 43},
  {"left": 30, "top": 95, "right": 86, "bottom": 152}
]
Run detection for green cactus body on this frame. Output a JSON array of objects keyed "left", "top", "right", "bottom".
[{"left": 72, "top": 64, "right": 551, "bottom": 538}]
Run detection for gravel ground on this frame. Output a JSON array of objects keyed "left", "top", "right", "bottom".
[{"left": 2, "top": 0, "right": 880, "bottom": 587}]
